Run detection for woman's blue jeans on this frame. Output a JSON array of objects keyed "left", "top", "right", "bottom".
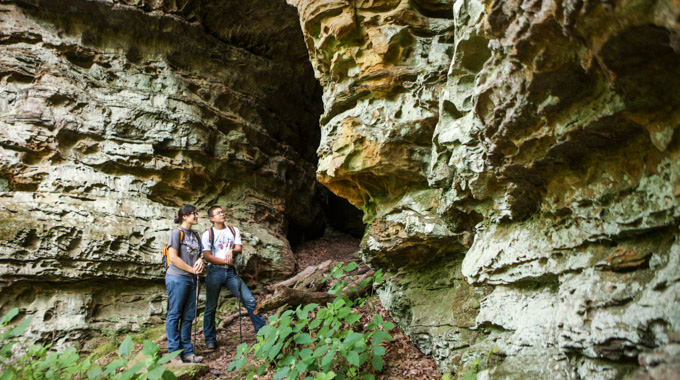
[
  {"left": 165, "top": 274, "right": 197, "bottom": 357},
  {"left": 203, "top": 265, "right": 266, "bottom": 344}
]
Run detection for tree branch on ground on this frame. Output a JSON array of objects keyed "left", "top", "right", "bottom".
[{"left": 254, "top": 260, "right": 375, "bottom": 314}]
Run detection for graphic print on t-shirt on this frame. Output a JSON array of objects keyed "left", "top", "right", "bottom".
[
  {"left": 217, "top": 239, "right": 231, "bottom": 252},
  {"left": 214, "top": 232, "right": 233, "bottom": 259},
  {"left": 184, "top": 232, "right": 201, "bottom": 258},
  {"left": 201, "top": 227, "right": 241, "bottom": 260}
]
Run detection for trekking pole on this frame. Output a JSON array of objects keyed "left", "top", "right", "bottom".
[
  {"left": 193, "top": 273, "right": 199, "bottom": 349},
  {"left": 236, "top": 267, "right": 243, "bottom": 343},
  {"left": 231, "top": 242, "right": 243, "bottom": 344}
]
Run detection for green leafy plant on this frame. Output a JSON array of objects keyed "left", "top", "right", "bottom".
[
  {"left": 0, "top": 308, "right": 180, "bottom": 380},
  {"left": 228, "top": 262, "right": 391, "bottom": 380},
  {"left": 461, "top": 346, "right": 501, "bottom": 380},
  {"left": 462, "top": 358, "right": 479, "bottom": 380}
]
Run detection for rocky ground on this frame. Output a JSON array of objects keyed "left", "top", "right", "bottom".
[{"left": 188, "top": 228, "right": 443, "bottom": 379}]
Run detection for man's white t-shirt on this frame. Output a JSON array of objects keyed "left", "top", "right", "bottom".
[{"left": 201, "top": 226, "right": 241, "bottom": 260}]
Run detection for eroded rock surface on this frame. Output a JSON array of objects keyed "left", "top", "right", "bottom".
[
  {"left": 0, "top": 0, "right": 324, "bottom": 346},
  {"left": 288, "top": 0, "right": 680, "bottom": 377}
]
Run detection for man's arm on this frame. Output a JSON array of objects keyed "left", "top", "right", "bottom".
[
  {"left": 221, "top": 244, "right": 241, "bottom": 266},
  {"left": 203, "top": 249, "right": 229, "bottom": 265}
]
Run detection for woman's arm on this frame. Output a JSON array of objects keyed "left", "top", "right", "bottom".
[{"left": 168, "top": 247, "right": 198, "bottom": 274}]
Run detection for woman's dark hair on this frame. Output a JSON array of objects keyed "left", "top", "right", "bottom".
[{"left": 174, "top": 204, "right": 197, "bottom": 224}]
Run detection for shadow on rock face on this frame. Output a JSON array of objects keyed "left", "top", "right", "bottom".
[{"left": 600, "top": 24, "right": 680, "bottom": 110}]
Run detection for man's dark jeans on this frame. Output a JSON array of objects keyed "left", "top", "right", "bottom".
[
  {"left": 203, "top": 265, "right": 266, "bottom": 344},
  {"left": 165, "top": 274, "right": 197, "bottom": 357}
]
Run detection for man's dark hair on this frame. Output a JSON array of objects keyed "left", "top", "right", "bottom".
[{"left": 207, "top": 205, "right": 223, "bottom": 218}]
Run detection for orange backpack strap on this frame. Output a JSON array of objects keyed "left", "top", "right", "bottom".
[
  {"left": 163, "top": 227, "right": 184, "bottom": 269},
  {"left": 177, "top": 227, "right": 185, "bottom": 250},
  {"left": 228, "top": 226, "right": 236, "bottom": 240}
]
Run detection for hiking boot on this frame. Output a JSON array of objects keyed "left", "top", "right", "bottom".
[
  {"left": 182, "top": 354, "right": 204, "bottom": 363},
  {"left": 205, "top": 342, "right": 217, "bottom": 350},
  {"left": 169, "top": 356, "right": 184, "bottom": 365}
]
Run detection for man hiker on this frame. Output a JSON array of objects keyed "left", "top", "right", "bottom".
[{"left": 201, "top": 205, "right": 266, "bottom": 349}]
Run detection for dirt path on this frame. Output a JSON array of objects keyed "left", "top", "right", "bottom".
[{"left": 194, "top": 228, "right": 443, "bottom": 379}]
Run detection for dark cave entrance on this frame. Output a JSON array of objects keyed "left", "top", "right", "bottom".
[
  {"left": 279, "top": 60, "right": 365, "bottom": 247},
  {"left": 224, "top": 2, "right": 367, "bottom": 248},
  {"left": 163, "top": 0, "right": 368, "bottom": 248},
  {"left": 11, "top": 0, "right": 365, "bottom": 249},
  {"left": 286, "top": 190, "right": 366, "bottom": 248}
]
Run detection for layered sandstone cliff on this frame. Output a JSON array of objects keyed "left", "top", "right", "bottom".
[
  {"left": 287, "top": 0, "right": 680, "bottom": 377},
  {"left": 0, "top": 0, "right": 324, "bottom": 346},
  {"left": 2, "top": 0, "right": 679, "bottom": 377}
]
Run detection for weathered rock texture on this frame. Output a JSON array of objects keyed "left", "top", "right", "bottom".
[
  {"left": 0, "top": 0, "right": 325, "bottom": 346},
  {"left": 288, "top": 0, "right": 680, "bottom": 377}
]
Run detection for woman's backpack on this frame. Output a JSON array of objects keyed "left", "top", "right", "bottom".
[{"left": 162, "top": 227, "right": 200, "bottom": 269}]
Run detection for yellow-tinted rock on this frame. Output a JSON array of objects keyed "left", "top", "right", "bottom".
[{"left": 288, "top": 0, "right": 680, "bottom": 376}]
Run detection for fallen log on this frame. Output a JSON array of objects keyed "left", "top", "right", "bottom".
[
  {"left": 294, "top": 266, "right": 331, "bottom": 292},
  {"left": 355, "top": 265, "right": 371, "bottom": 275},
  {"left": 340, "top": 270, "right": 375, "bottom": 299},
  {"left": 217, "top": 310, "right": 244, "bottom": 330},
  {"left": 255, "top": 270, "right": 375, "bottom": 314},
  {"left": 256, "top": 287, "right": 336, "bottom": 314},
  {"left": 271, "top": 259, "right": 333, "bottom": 289}
]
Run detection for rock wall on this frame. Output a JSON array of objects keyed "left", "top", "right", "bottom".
[
  {"left": 0, "top": 0, "right": 324, "bottom": 346},
  {"left": 3, "top": 0, "right": 679, "bottom": 375},
  {"left": 287, "top": 0, "right": 680, "bottom": 377}
]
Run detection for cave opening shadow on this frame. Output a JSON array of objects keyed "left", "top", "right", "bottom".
[{"left": 286, "top": 189, "right": 365, "bottom": 248}]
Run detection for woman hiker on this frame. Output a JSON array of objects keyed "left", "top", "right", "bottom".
[{"left": 164, "top": 204, "right": 204, "bottom": 363}]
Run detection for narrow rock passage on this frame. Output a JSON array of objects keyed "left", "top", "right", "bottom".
[{"left": 188, "top": 228, "right": 442, "bottom": 379}]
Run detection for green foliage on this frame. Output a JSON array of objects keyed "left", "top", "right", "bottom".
[
  {"left": 228, "top": 262, "right": 391, "bottom": 380},
  {"left": 462, "top": 358, "right": 479, "bottom": 380},
  {"left": 462, "top": 346, "right": 501, "bottom": 380},
  {"left": 0, "top": 308, "right": 180, "bottom": 380}
]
